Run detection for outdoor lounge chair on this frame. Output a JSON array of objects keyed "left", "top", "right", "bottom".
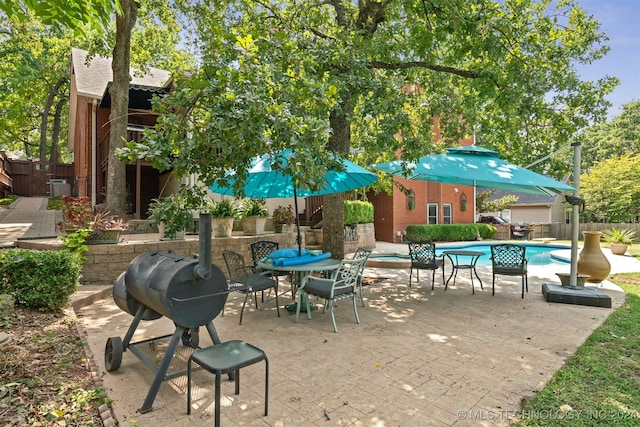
[
  {"left": 408, "top": 242, "right": 445, "bottom": 289},
  {"left": 490, "top": 244, "right": 528, "bottom": 298}
]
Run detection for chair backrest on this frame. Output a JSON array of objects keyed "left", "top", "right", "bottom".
[
  {"left": 336, "top": 257, "right": 368, "bottom": 290},
  {"left": 408, "top": 242, "right": 438, "bottom": 265},
  {"left": 222, "top": 249, "right": 249, "bottom": 283},
  {"left": 352, "top": 247, "right": 372, "bottom": 263},
  {"left": 250, "top": 240, "right": 279, "bottom": 270},
  {"left": 490, "top": 244, "right": 526, "bottom": 268}
]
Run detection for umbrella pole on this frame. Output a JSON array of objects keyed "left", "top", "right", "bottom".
[
  {"left": 293, "top": 186, "right": 302, "bottom": 256},
  {"left": 569, "top": 142, "right": 581, "bottom": 287}
]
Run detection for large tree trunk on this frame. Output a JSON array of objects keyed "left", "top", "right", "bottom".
[
  {"left": 324, "top": 93, "right": 353, "bottom": 260},
  {"left": 49, "top": 98, "right": 64, "bottom": 164},
  {"left": 106, "top": 0, "right": 138, "bottom": 215},
  {"left": 39, "top": 77, "right": 66, "bottom": 164}
]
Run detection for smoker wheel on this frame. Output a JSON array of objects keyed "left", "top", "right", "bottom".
[{"left": 105, "top": 337, "right": 123, "bottom": 371}]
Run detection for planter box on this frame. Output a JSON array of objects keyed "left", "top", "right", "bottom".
[
  {"left": 241, "top": 216, "right": 268, "bottom": 235},
  {"left": 158, "top": 223, "right": 185, "bottom": 241},
  {"left": 85, "top": 229, "right": 123, "bottom": 245},
  {"left": 211, "top": 217, "right": 234, "bottom": 238}
]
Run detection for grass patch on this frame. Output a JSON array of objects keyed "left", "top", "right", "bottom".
[
  {"left": 47, "top": 197, "right": 64, "bottom": 210},
  {"left": 515, "top": 272, "right": 640, "bottom": 426},
  {"left": 0, "top": 195, "right": 18, "bottom": 206}
]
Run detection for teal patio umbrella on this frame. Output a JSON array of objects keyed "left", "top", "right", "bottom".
[
  {"left": 371, "top": 145, "right": 574, "bottom": 196},
  {"left": 209, "top": 149, "right": 377, "bottom": 255}
]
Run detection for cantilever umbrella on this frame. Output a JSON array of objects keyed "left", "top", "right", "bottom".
[
  {"left": 209, "top": 149, "right": 378, "bottom": 255},
  {"left": 371, "top": 145, "right": 574, "bottom": 196}
]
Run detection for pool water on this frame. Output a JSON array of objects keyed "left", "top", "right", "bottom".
[
  {"left": 369, "top": 243, "right": 570, "bottom": 267},
  {"left": 435, "top": 243, "right": 570, "bottom": 266}
]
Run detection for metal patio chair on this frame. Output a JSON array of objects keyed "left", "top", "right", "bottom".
[
  {"left": 250, "top": 240, "right": 292, "bottom": 296},
  {"left": 408, "top": 242, "right": 445, "bottom": 289},
  {"left": 490, "top": 244, "right": 528, "bottom": 298},
  {"left": 295, "top": 256, "right": 367, "bottom": 333},
  {"left": 351, "top": 247, "right": 372, "bottom": 306},
  {"left": 222, "top": 249, "right": 280, "bottom": 324}
]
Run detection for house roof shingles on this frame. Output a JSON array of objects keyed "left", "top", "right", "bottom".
[{"left": 71, "top": 47, "right": 172, "bottom": 100}]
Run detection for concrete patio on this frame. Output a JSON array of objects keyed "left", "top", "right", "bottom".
[{"left": 74, "top": 245, "right": 640, "bottom": 427}]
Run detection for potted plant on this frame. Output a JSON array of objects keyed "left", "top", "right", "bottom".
[
  {"left": 240, "top": 198, "right": 268, "bottom": 235},
  {"left": 602, "top": 227, "right": 636, "bottom": 255},
  {"left": 57, "top": 196, "right": 129, "bottom": 248},
  {"left": 148, "top": 194, "right": 194, "bottom": 240},
  {"left": 205, "top": 198, "right": 238, "bottom": 238},
  {"left": 272, "top": 205, "right": 295, "bottom": 233}
]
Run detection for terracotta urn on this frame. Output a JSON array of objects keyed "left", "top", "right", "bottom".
[{"left": 577, "top": 231, "right": 611, "bottom": 283}]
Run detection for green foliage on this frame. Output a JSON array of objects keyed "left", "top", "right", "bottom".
[
  {"left": 602, "top": 228, "right": 636, "bottom": 245},
  {"left": 59, "top": 228, "right": 91, "bottom": 259},
  {"left": 580, "top": 154, "right": 640, "bottom": 222},
  {"left": 0, "top": 0, "right": 118, "bottom": 35},
  {"left": 148, "top": 193, "right": 194, "bottom": 239},
  {"left": 579, "top": 100, "right": 640, "bottom": 171},
  {"left": 477, "top": 190, "right": 519, "bottom": 214},
  {"left": 0, "top": 249, "right": 82, "bottom": 311},
  {"left": 0, "top": 195, "right": 18, "bottom": 206},
  {"left": 272, "top": 205, "right": 295, "bottom": 225},
  {"left": 240, "top": 199, "right": 268, "bottom": 217},
  {"left": 117, "top": 0, "right": 614, "bottom": 257},
  {"left": 205, "top": 197, "right": 238, "bottom": 218},
  {"left": 406, "top": 224, "right": 495, "bottom": 242},
  {"left": 344, "top": 200, "right": 374, "bottom": 225},
  {"left": 56, "top": 196, "right": 128, "bottom": 254}
]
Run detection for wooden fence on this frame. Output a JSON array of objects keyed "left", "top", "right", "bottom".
[
  {"left": 550, "top": 223, "right": 640, "bottom": 241},
  {"left": 10, "top": 160, "right": 74, "bottom": 197}
]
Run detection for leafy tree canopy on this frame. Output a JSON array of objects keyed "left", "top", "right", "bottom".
[
  {"left": 0, "top": 0, "right": 119, "bottom": 35},
  {"left": 578, "top": 100, "right": 640, "bottom": 170},
  {"left": 580, "top": 153, "right": 640, "bottom": 223},
  {"left": 121, "top": 0, "right": 616, "bottom": 192}
]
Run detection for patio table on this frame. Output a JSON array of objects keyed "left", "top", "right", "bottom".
[
  {"left": 443, "top": 250, "right": 485, "bottom": 294},
  {"left": 258, "top": 257, "right": 341, "bottom": 313}
]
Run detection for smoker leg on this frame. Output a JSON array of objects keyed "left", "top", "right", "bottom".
[
  {"left": 204, "top": 322, "right": 222, "bottom": 345},
  {"left": 122, "top": 304, "right": 147, "bottom": 348},
  {"left": 139, "top": 326, "right": 186, "bottom": 413}
]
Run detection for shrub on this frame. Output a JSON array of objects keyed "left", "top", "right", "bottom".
[
  {"left": 344, "top": 200, "right": 374, "bottom": 225},
  {"left": 0, "top": 249, "right": 83, "bottom": 311},
  {"left": 406, "top": 223, "right": 495, "bottom": 242}
]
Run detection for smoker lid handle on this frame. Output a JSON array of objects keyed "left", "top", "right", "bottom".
[{"left": 171, "top": 291, "right": 230, "bottom": 302}]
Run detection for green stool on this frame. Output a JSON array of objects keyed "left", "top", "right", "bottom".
[{"left": 187, "top": 340, "right": 268, "bottom": 426}]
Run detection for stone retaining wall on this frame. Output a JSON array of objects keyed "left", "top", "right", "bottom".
[{"left": 17, "top": 224, "right": 375, "bottom": 287}]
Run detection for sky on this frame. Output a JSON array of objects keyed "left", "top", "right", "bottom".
[{"left": 574, "top": 0, "right": 640, "bottom": 119}]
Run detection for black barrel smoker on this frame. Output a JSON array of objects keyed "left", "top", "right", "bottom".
[{"left": 105, "top": 214, "right": 229, "bottom": 413}]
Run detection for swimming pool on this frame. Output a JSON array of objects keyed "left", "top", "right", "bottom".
[{"left": 368, "top": 242, "right": 571, "bottom": 268}]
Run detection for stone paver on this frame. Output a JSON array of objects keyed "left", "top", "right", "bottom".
[
  {"left": 76, "top": 260, "right": 635, "bottom": 427},
  {"left": 3, "top": 197, "right": 640, "bottom": 426}
]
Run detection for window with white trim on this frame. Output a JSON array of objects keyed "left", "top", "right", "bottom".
[
  {"left": 427, "top": 203, "right": 438, "bottom": 224},
  {"left": 443, "top": 204, "right": 452, "bottom": 224}
]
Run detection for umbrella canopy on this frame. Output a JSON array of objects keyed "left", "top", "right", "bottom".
[
  {"left": 209, "top": 149, "right": 377, "bottom": 198},
  {"left": 371, "top": 145, "right": 574, "bottom": 196},
  {"left": 209, "top": 149, "right": 377, "bottom": 254}
]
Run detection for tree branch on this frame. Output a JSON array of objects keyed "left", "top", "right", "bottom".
[{"left": 369, "top": 61, "right": 481, "bottom": 79}]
